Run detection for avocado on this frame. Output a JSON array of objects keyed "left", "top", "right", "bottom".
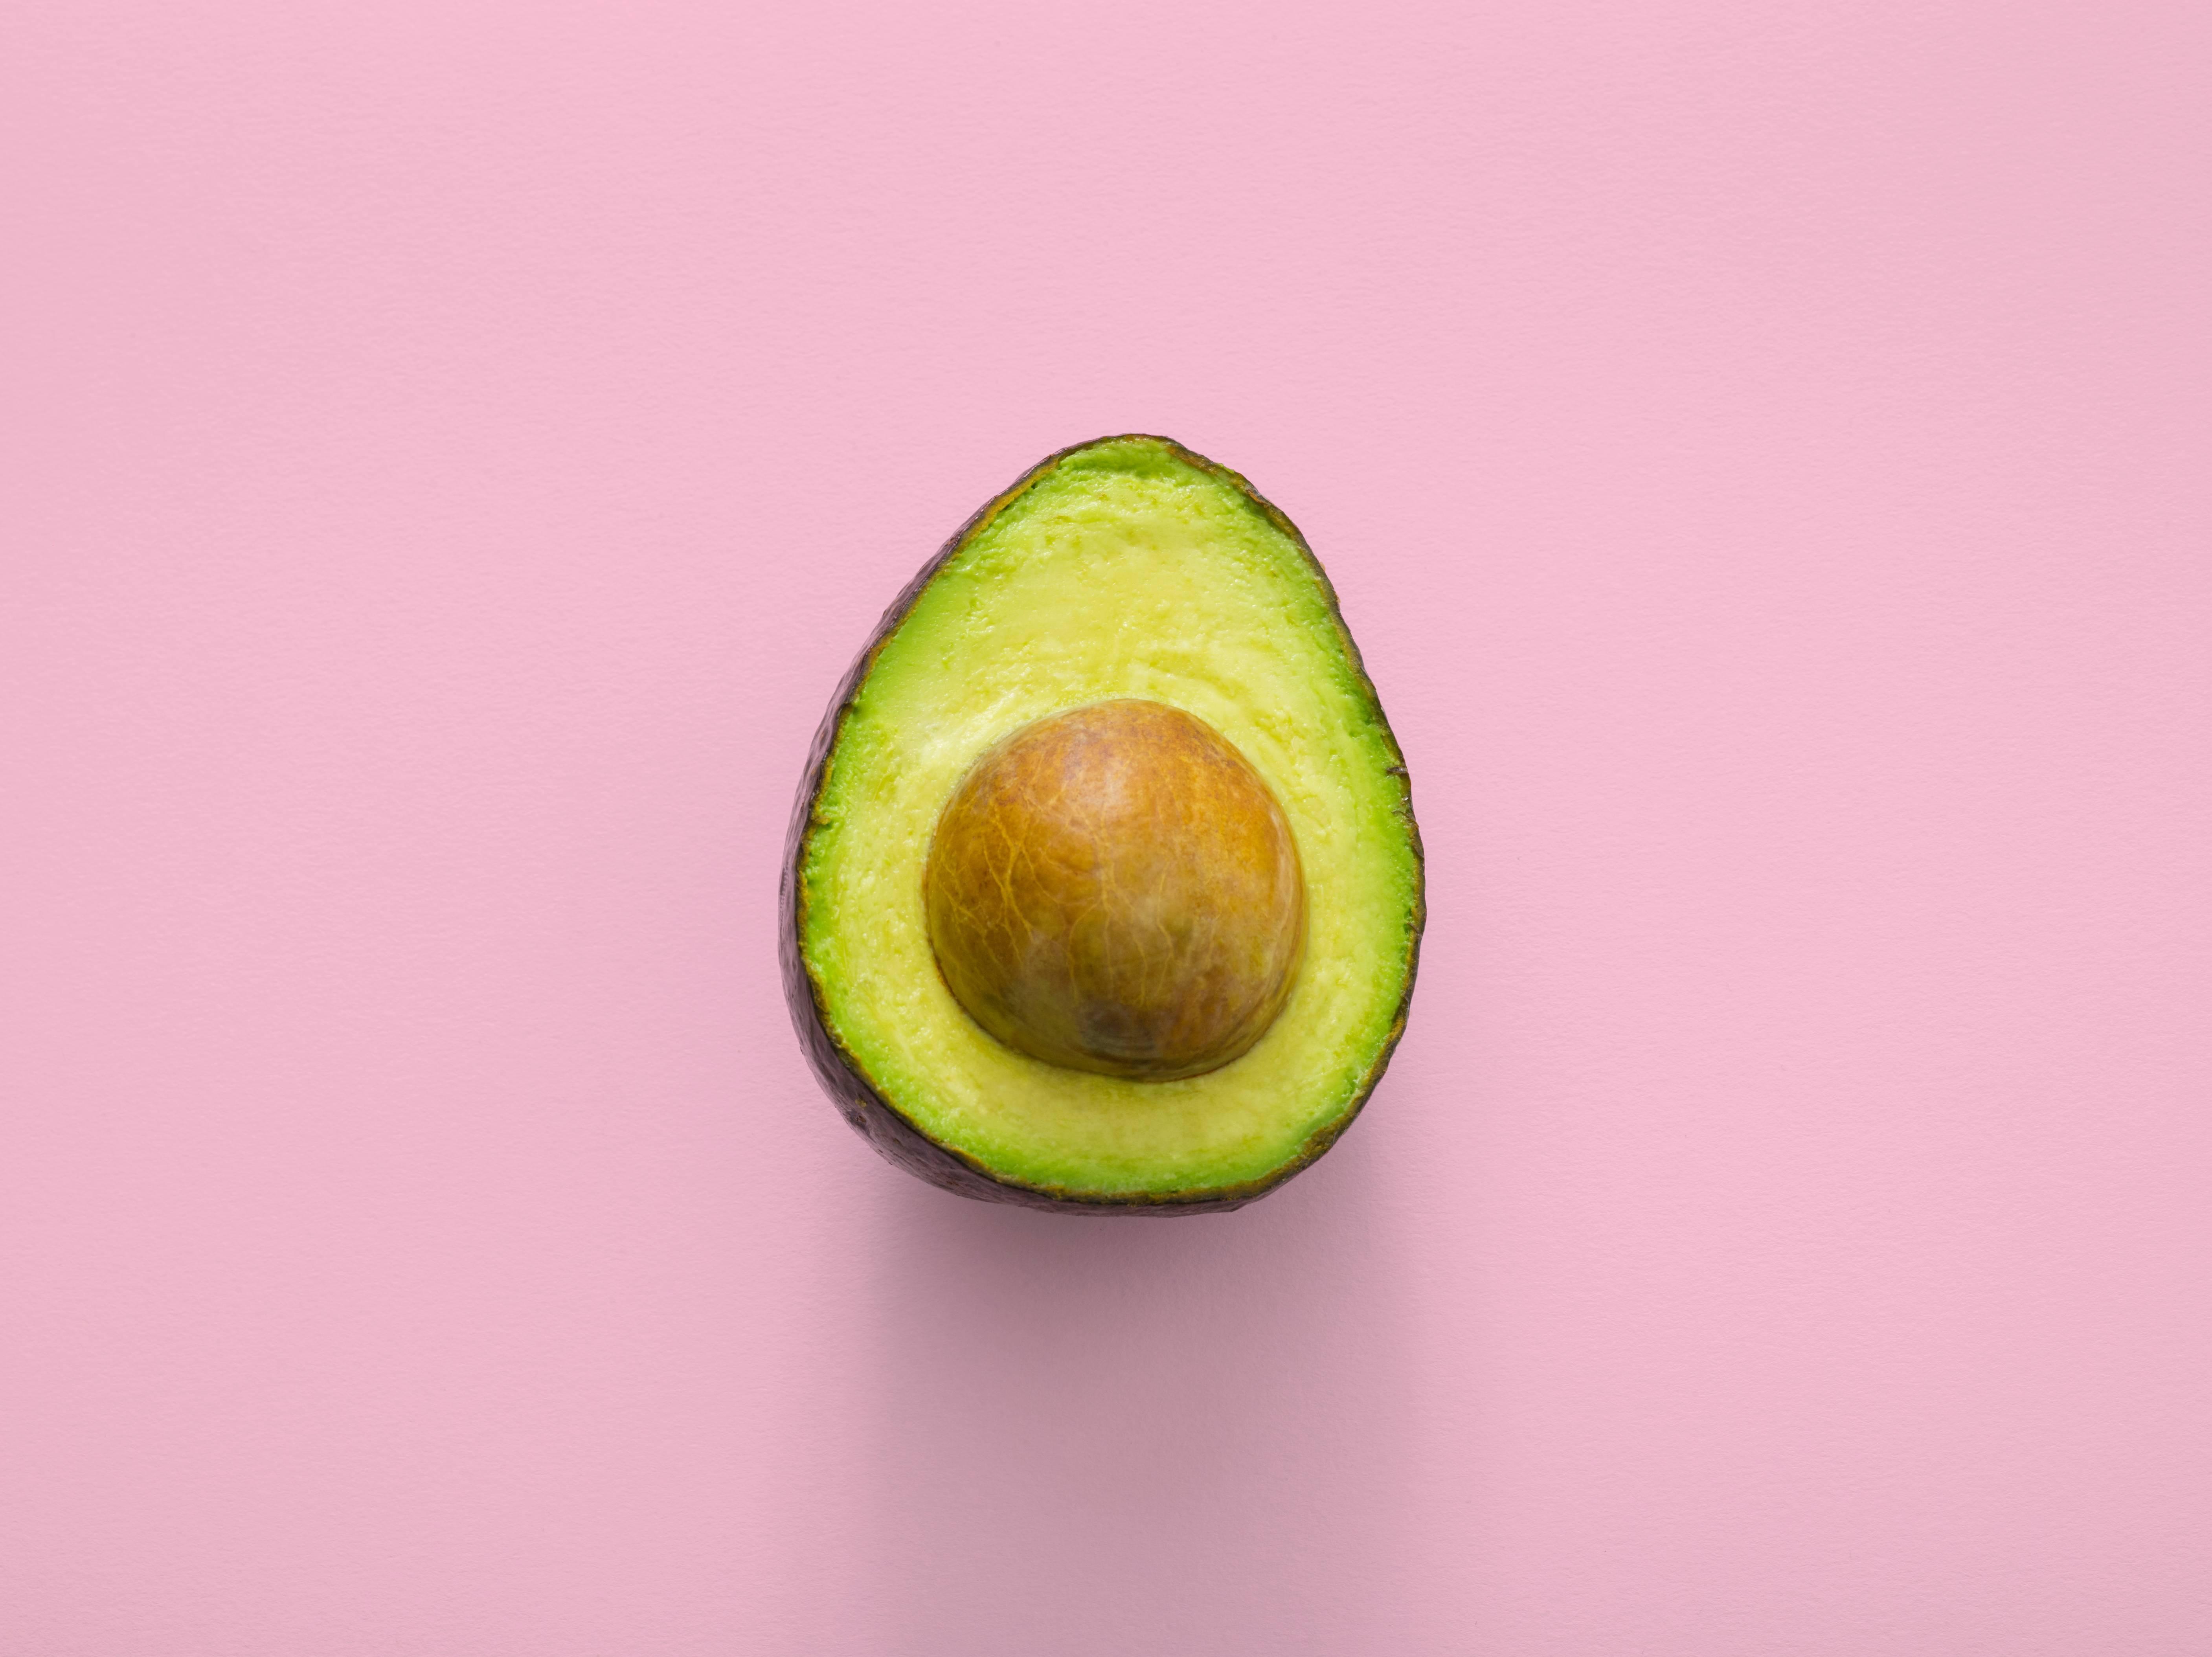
[{"left": 781, "top": 435, "right": 1424, "bottom": 1214}]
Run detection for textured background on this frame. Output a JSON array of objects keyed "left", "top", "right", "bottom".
[{"left": 5, "top": 3, "right": 2208, "bottom": 1652}]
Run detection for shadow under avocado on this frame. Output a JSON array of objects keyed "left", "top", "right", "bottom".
[{"left": 847, "top": 1128, "right": 1420, "bottom": 1655}]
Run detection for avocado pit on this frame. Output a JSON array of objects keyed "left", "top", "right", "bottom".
[{"left": 924, "top": 699, "right": 1306, "bottom": 1081}]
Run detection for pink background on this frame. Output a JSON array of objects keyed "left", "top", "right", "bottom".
[{"left": 5, "top": 4, "right": 2208, "bottom": 1651}]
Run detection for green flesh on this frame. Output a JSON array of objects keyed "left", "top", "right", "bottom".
[{"left": 797, "top": 437, "right": 1420, "bottom": 1201}]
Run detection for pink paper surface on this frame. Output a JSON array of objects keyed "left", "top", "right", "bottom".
[{"left": 5, "top": 4, "right": 2208, "bottom": 1651}]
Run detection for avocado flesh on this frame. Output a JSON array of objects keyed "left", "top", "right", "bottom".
[{"left": 789, "top": 435, "right": 1423, "bottom": 1209}]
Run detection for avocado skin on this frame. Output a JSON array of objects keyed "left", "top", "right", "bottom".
[{"left": 779, "top": 435, "right": 1426, "bottom": 1214}]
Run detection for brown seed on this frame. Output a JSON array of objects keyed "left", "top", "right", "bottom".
[{"left": 924, "top": 699, "right": 1307, "bottom": 1081}]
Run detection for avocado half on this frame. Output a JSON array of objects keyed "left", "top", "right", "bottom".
[{"left": 780, "top": 435, "right": 1424, "bottom": 1214}]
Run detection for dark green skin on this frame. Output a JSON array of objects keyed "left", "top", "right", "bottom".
[{"left": 779, "top": 435, "right": 1426, "bottom": 1214}]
